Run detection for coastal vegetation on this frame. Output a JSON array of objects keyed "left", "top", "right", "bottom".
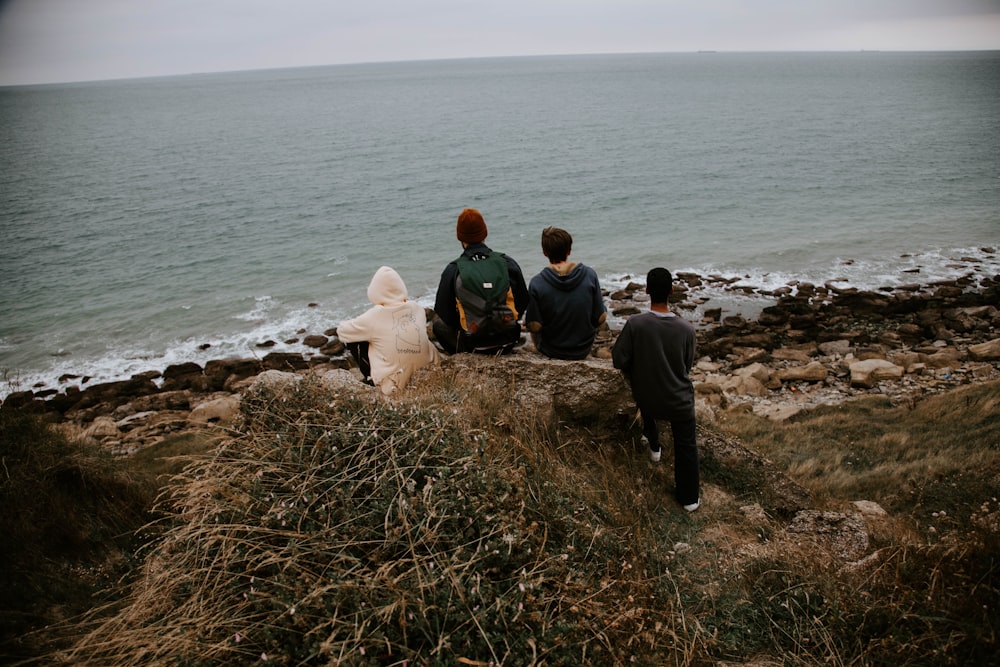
[{"left": 2, "top": 369, "right": 997, "bottom": 665}]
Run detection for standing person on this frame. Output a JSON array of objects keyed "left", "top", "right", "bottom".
[
  {"left": 432, "top": 208, "right": 529, "bottom": 354},
  {"left": 337, "top": 266, "right": 439, "bottom": 396},
  {"left": 524, "top": 227, "right": 607, "bottom": 360},
  {"left": 611, "top": 267, "right": 700, "bottom": 512}
]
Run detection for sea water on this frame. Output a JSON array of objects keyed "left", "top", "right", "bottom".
[{"left": 1, "top": 52, "right": 998, "bottom": 397}]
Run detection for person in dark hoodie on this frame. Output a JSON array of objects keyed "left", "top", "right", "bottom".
[{"left": 523, "top": 227, "right": 607, "bottom": 360}]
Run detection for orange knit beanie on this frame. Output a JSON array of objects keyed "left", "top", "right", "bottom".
[{"left": 456, "top": 208, "right": 488, "bottom": 244}]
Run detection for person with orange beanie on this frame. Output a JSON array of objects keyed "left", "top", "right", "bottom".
[{"left": 432, "top": 208, "right": 529, "bottom": 354}]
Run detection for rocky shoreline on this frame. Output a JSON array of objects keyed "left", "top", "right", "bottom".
[
  {"left": 3, "top": 255, "right": 998, "bottom": 454},
  {"left": 604, "top": 258, "right": 1000, "bottom": 420}
]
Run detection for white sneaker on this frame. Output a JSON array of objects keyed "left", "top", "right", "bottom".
[
  {"left": 683, "top": 500, "right": 700, "bottom": 513},
  {"left": 642, "top": 436, "right": 661, "bottom": 463}
]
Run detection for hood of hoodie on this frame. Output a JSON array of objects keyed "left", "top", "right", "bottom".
[
  {"left": 540, "top": 262, "right": 587, "bottom": 292},
  {"left": 367, "top": 266, "right": 408, "bottom": 306}
]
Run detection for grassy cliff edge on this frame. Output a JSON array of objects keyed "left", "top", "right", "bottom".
[{"left": 2, "top": 369, "right": 998, "bottom": 666}]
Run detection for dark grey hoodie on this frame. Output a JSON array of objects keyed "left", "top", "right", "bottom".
[{"left": 524, "top": 262, "right": 606, "bottom": 359}]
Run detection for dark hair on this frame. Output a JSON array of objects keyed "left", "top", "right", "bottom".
[
  {"left": 646, "top": 267, "right": 673, "bottom": 303},
  {"left": 541, "top": 227, "right": 572, "bottom": 263}
]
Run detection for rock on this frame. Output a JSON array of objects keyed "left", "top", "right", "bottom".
[
  {"left": 248, "top": 370, "right": 303, "bottom": 391},
  {"left": 702, "top": 307, "right": 722, "bottom": 322},
  {"left": 852, "top": 500, "right": 888, "bottom": 516},
  {"left": 262, "top": 352, "right": 309, "bottom": 371},
  {"left": 923, "top": 349, "right": 964, "bottom": 369},
  {"left": 1, "top": 391, "right": 38, "bottom": 410},
  {"left": 785, "top": 510, "right": 869, "bottom": 561},
  {"left": 758, "top": 306, "right": 789, "bottom": 326},
  {"left": 720, "top": 374, "right": 769, "bottom": 397},
  {"left": 116, "top": 411, "right": 158, "bottom": 431},
  {"left": 320, "top": 337, "right": 346, "bottom": 356},
  {"left": 432, "top": 353, "right": 634, "bottom": 427},
  {"left": 303, "top": 335, "right": 328, "bottom": 348},
  {"left": 776, "top": 362, "right": 828, "bottom": 383},
  {"left": 849, "top": 359, "right": 904, "bottom": 388},
  {"left": 161, "top": 362, "right": 208, "bottom": 392},
  {"left": 734, "top": 362, "right": 771, "bottom": 384},
  {"left": 731, "top": 347, "right": 770, "bottom": 367},
  {"left": 856, "top": 346, "right": 889, "bottom": 361},
  {"left": 204, "top": 358, "right": 263, "bottom": 391},
  {"left": 968, "top": 337, "right": 1000, "bottom": 361},
  {"left": 67, "top": 376, "right": 161, "bottom": 416},
  {"left": 84, "top": 416, "right": 120, "bottom": 440},
  {"left": 818, "top": 339, "right": 852, "bottom": 357},
  {"left": 771, "top": 348, "right": 812, "bottom": 363},
  {"left": 612, "top": 305, "right": 641, "bottom": 317},
  {"left": 695, "top": 359, "right": 723, "bottom": 373},
  {"left": 318, "top": 369, "right": 370, "bottom": 390},
  {"left": 112, "top": 390, "right": 192, "bottom": 418},
  {"left": 753, "top": 403, "right": 804, "bottom": 422},
  {"left": 188, "top": 395, "right": 241, "bottom": 426}
]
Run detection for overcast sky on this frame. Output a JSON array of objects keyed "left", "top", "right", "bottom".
[{"left": 1, "top": 0, "right": 998, "bottom": 85}]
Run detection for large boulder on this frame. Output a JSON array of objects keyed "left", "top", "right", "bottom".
[{"left": 436, "top": 352, "right": 634, "bottom": 427}]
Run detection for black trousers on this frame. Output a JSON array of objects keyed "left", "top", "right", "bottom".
[
  {"left": 640, "top": 408, "right": 700, "bottom": 507},
  {"left": 346, "top": 341, "right": 373, "bottom": 384},
  {"left": 431, "top": 317, "right": 520, "bottom": 355}
]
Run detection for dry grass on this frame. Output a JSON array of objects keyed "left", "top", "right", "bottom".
[
  {"left": 5, "top": 374, "right": 999, "bottom": 665},
  {"left": 57, "top": 374, "right": 702, "bottom": 666},
  {"left": 710, "top": 379, "right": 1000, "bottom": 665},
  {"left": 715, "top": 381, "right": 1000, "bottom": 526}
]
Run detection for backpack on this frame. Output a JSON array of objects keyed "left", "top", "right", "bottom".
[{"left": 454, "top": 251, "right": 519, "bottom": 337}]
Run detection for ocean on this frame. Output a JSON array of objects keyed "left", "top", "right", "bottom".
[{"left": 1, "top": 52, "right": 998, "bottom": 398}]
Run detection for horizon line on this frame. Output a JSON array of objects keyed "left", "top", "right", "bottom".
[{"left": 3, "top": 48, "right": 999, "bottom": 88}]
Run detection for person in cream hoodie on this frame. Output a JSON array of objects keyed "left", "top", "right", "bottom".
[{"left": 337, "top": 266, "right": 439, "bottom": 395}]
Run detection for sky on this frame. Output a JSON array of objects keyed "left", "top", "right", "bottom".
[{"left": 1, "top": 0, "right": 999, "bottom": 85}]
